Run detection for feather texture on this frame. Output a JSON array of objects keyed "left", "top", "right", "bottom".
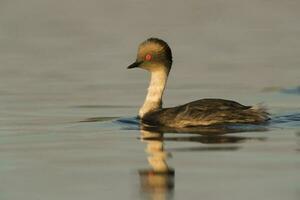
[{"left": 142, "top": 99, "right": 270, "bottom": 127}]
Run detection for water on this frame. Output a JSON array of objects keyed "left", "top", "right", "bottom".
[{"left": 0, "top": 0, "right": 300, "bottom": 199}]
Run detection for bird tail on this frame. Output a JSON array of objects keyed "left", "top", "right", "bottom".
[{"left": 249, "top": 103, "right": 270, "bottom": 122}]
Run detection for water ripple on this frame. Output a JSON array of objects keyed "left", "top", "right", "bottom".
[
  {"left": 281, "top": 86, "right": 300, "bottom": 95},
  {"left": 271, "top": 113, "right": 300, "bottom": 128}
]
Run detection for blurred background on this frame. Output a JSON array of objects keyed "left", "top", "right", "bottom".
[{"left": 1, "top": 0, "right": 299, "bottom": 116}]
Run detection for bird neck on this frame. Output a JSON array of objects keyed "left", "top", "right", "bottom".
[{"left": 139, "top": 67, "right": 169, "bottom": 118}]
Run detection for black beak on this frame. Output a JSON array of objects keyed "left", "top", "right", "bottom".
[{"left": 127, "top": 61, "right": 142, "bottom": 69}]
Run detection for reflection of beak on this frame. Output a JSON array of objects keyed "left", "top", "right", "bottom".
[{"left": 127, "top": 61, "right": 142, "bottom": 69}]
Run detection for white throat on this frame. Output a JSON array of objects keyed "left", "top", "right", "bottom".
[{"left": 139, "top": 68, "right": 169, "bottom": 118}]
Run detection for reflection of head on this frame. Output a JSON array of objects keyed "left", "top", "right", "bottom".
[
  {"left": 139, "top": 169, "right": 175, "bottom": 193},
  {"left": 139, "top": 129, "right": 175, "bottom": 198}
]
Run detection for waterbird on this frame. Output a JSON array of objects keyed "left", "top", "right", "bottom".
[{"left": 127, "top": 38, "right": 270, "bottom": 128}]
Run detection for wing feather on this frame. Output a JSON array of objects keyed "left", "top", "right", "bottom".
[{"left": 142, "top": 99, "right": 269, "bottom": 127}]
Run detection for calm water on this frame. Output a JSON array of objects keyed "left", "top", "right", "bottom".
[{"left": 0, "top": 0, "right": 300, "bottom": 199}]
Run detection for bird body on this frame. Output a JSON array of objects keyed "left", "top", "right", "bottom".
[
  {"left": 142, "top": 98, "right": 269, "bottom": 127},
  {"left": 127, "top": 38, "right": 270, "bottom": 128}
]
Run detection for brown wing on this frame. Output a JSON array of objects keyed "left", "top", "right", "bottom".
[{"left": 141, "top": 98, "right": 267, "bottom": 127}]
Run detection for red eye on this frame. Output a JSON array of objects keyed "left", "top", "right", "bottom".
[{"left": 145, "top": 54, "right": 152, "bottom": 61}]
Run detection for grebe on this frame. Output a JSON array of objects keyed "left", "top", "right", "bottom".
[{"left": 127, "top": 38, "right": 270, "bottom": 128}]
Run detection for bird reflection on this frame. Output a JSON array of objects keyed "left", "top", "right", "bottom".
[
  {"left": 138, "top": 124, "right": 267, "bottom": 200},
  {"left": 139, "top": 129, "right": 174, "bottom": 200}
]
